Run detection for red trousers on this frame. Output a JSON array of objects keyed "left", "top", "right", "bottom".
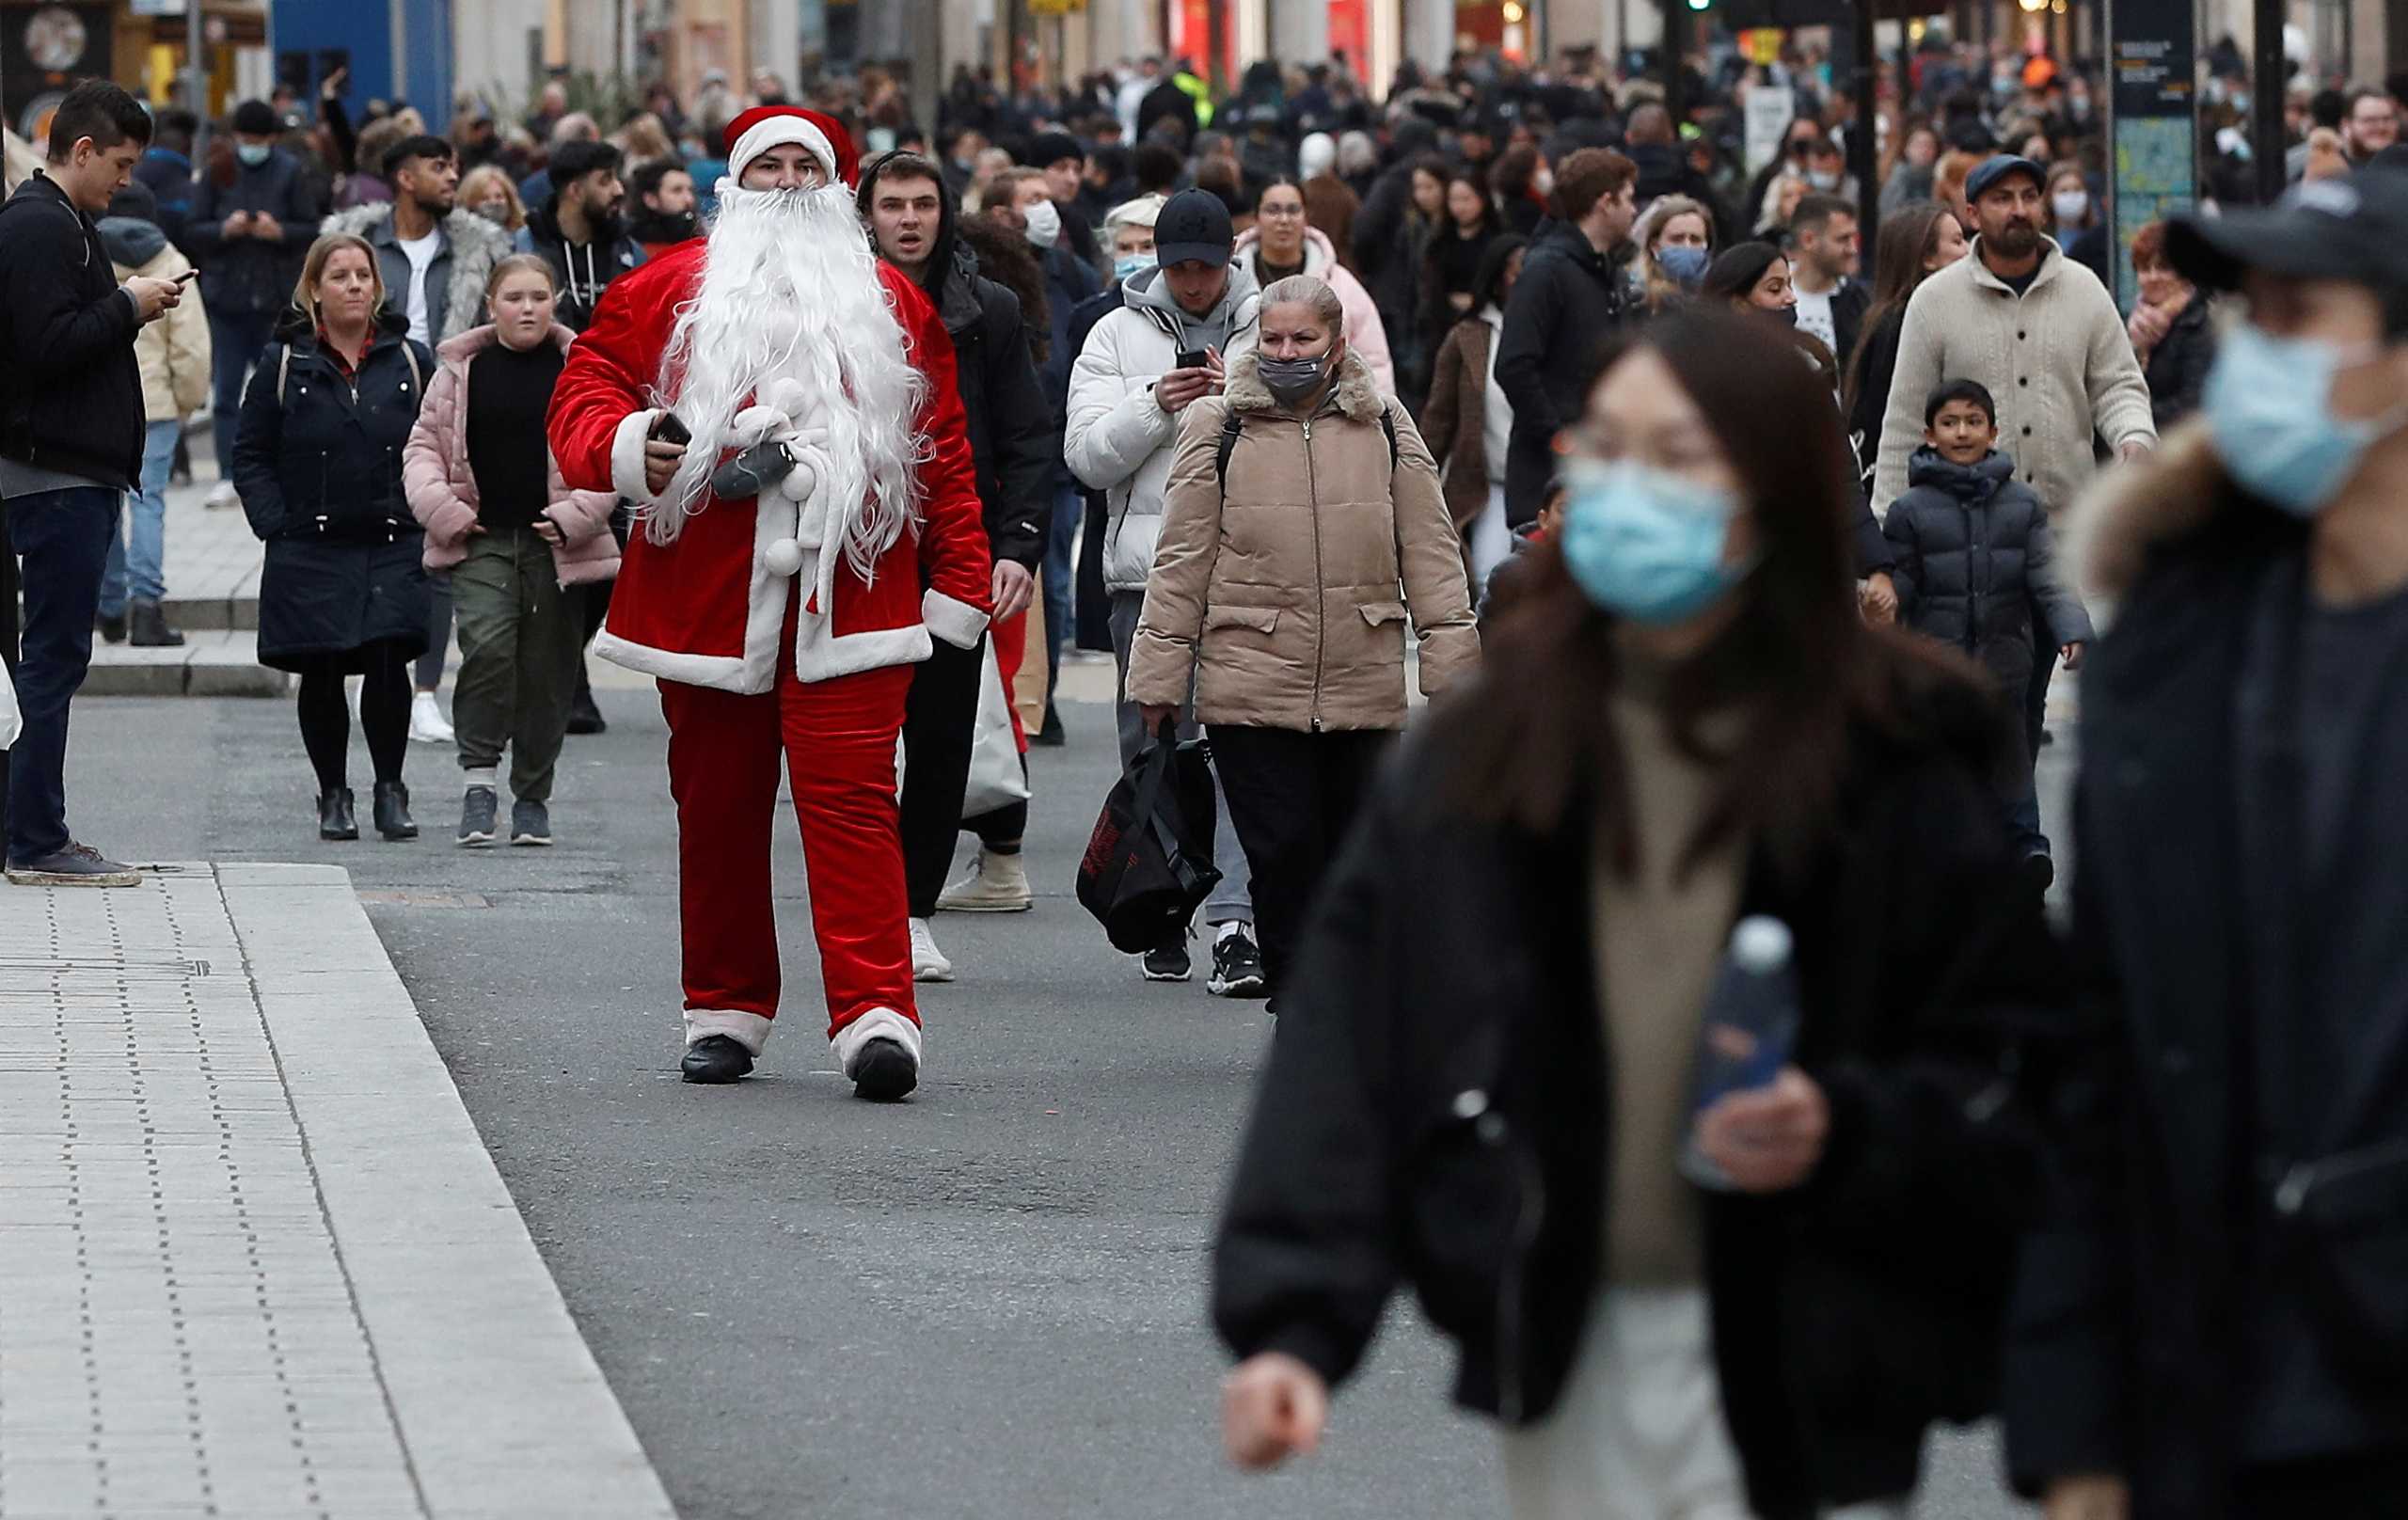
[{"left": 657, "top": 635, "right": 917, "bottom": 1053}]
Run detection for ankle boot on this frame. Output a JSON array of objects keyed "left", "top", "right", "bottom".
[
  {"left": 318, "top": 787, "right": 358, "bottom": 841},
  {"left": 372, "top": 781, "right": 418, "bottom": 841},
  {"left": 128, "top": 599, "right": 184, "bottom": 647}
]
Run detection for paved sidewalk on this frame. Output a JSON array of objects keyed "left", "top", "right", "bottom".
[{"left": 0, "top": 863, "right": 675, "bottom": 1519}]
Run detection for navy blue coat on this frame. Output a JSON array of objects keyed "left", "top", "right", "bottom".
[
  {"left": 186, "top": 150, "right": 324, "bottom": 317},
  {"left": 230, "top": 308, "right": 434, "bottom": 672},
  {"left": 1882, "top": 448, "right": 2096, "bottom": 698}
]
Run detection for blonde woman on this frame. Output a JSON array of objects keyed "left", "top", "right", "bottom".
[
  {"left": 230, "top": 233, "right": 436, "bottom": 842},
  {"left": 457, "top": 164, "right": 527, "bottom": 233},
  {"left": 1630, "top": 192, "right": 1713, "bottom": 311}
]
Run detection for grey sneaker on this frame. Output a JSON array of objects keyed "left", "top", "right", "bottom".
[
  {"left": 510, "top": 799, "right": 552, "bottom": 847},
  {"left": 6, "top": 842, "right": 140, "bottom": 887},
  {"left": 456, "top": 786, "right": 498, "bottom": 847}
]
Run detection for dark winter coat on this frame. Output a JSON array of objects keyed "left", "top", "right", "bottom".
[
  {"left": 1881, "top": 448, "right": 2096, "bottom": 698},
  {"left": 518, "top": 201, "right": 645, "bottom": 332},
  {"left": 1068, "top": 283, "right": 1126, "bottom": 651},
  {"left": 1214, "top": 672, "right": 2076, "bottom": 1518},
  {"left": 1846, "top": 305, "right": 1907, "bottom": 485},
  {"left": 1825, "top": 278, "right": 1873, "bottom": 373},
  {"left": 930, "top": 245, "right": 1052, "bottom": 569},
  {"left": 0, "top": 174, "right": 146, "bottom": 490},
  {"left": 1496, "top": 218, "right": 1629, "bottom": 525},
  {"left": 2140, "top": 296, "right": 2215, "bottom": 432},
  {"left": 186, "top": 149, "right": 325, "bottom": 317},
  {"left": 230, "top": 307, "right": 436, "bottom": 671},
  {"left": 134, "top": 146, "right": 196, "bottom": 251}
]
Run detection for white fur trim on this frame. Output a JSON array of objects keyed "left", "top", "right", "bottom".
[
  {"left": 830, "top": 1005, "right": 922, "bottom": 1076},
  {"left": 612, "top": 409, "right": 658, "bottom": 505},
  {"left": 728, "top": 116, "right": 837, "bottom": 182},
  {"left": 793, "top": 622, "right": 932, "bottom": 683},
  {"left": 685, "top": 1008, "right": 773, "bottom": 1056},
  {"left": 593, "top": 627, "right": 752, "bottom": 691},
  {"left": 923, "top": 590, "right": 988, "bottom": 650}
]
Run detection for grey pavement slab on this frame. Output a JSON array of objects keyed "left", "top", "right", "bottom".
[
  {"left": 85, "top": 632, "right": 290, "bottom": 699},
  {"left": 0, "top": 863, "right": 673, "bottom": 1519}
]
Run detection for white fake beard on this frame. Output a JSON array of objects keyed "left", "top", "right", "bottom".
[{"left": 648, "top": 181, "right": 928, "bottom": 583}]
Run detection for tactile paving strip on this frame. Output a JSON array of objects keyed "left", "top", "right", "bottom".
[{"left": 0, "top": 876, "right": 426, "bottom": 1518}]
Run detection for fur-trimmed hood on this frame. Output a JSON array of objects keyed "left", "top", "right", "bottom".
[
  {"left": 1224, "top": 345, "right": 1385, "bottom": 420},
  {"left": 2073, "top": 418, "right": 2234, "bottom": 597},
  {"left": 321, "top": 201, "right": 515, "bottom": 344}
]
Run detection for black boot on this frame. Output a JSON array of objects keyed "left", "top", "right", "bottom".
[
  {"left": 680, "top": 1035, "right": 754, "bottom": 1084},
  {"left": 97, "top": 610, "right": 126, "bottom": 644},
  {"left": 128, "top": 599, "right": 184, "bottom": 647},
  {"left": 318, "top": 788, "right": 358, "bottom": 841},
  {"left": 372, "top": 781, "right": 418, "bottom": 841}
]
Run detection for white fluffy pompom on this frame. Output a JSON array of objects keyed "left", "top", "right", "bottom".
[
  {"left": 764, "top": 538, "right": 804, "bottom": 578},
  {"left": 729, "top": 404, "right": 785, "bottom": 447},
  {"left": 778, "top": 455, "right": 819, "bottom": 502}
]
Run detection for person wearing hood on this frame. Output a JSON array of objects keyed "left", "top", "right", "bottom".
[
  {"left": 1233, "top": 179, "right": 1392, "bottom": 394},
  {"left": 859, "top": 150, "right": 1053, "bottom": 980},
  {"left": 624, "top": 159, "right": 701, "bottom": 258},
  {"left": 95, "top": 182, "right": 210, "bottom": 649},
  {"left": 1065, "top": 187, "right": 1266, "bottom": 997},
  {"left": 189, "top": 98, "right": 326, "bottom": 512},
  {"left": 230, "top": 232, "right": 436, "bottom": 845},
  {"left": 1295, "top": 132, "right": 1360, "bottom": 275}
]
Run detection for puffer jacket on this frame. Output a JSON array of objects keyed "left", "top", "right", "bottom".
[
  {"left": 1126, "top": 348, "right": 1479, "bottom": 732},
  {"left": 1231, "top": 224, "right": 1396, "bottom": 396},
  {"left": 1880, "top": 447, "right": 2097, "bottom": 700},
  {"left": 101, "top": 215, "right": 212, "bottom": 422},
  {"left": 401, "top": 323, "right": 620, "bottom": 586},
  {"left": 1065, "top": 262, "right": 1260, "bottom": 593}
]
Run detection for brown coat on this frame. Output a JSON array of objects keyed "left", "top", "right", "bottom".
[
  {"left": 1302, "top": 172, "right": 1362, "bottom": 275},
  {"left": 1418, "top": 312, "right": 1497, "bottom": 534},
  {"left": 1128, "top": 348, "right": 1480, "bottom": 733}
]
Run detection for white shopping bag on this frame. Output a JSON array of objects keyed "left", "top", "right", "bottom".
[
  {"left": 0, "top": 657, "right": 18, "bottom": 751},
  {"left": 961, "top": 640, "right": 1031, "bottom": 817}
]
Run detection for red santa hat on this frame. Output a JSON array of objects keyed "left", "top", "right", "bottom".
[{"left": 723, "top": 105, "right": 859, "bottom": 187}]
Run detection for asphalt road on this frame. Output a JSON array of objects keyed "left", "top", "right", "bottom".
[{"left": 60, "top": 679, "right": 2052, "bottom": 1520}]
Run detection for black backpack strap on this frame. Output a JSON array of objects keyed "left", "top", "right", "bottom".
[{"left": 1213, "top": 408, "right": 1244, "bottom": 494}]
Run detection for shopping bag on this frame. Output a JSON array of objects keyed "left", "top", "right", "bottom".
[
  {"left": 0, "top": 657, "right": 18, "bottom": 751},
  {"left": 961, "top": 640, "right": 1032, "bottom": 817},
  {"left": 1076, "top": 719, "right": 1221, "bottom": 953}
]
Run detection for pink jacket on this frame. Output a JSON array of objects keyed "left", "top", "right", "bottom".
[{"left": 403, "top": 323, "right": 621, "bottom": 586}]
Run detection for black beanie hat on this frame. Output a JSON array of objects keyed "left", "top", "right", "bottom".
[{"left": 231, "top": 100, "right": 279, "bottom": 136}]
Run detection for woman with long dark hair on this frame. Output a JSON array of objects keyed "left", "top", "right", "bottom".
[
  {"left": 1418, "top": 167, "right": 1504, "bottom": 365},
  {"left": 1212, "top": 308, "right": 2068, "bottom": 1520},
  {"left": 1842, "top": 203, "right": 1969, "bottom": 484},
  {"left": 1419, "top": 232, "right": 1528, "bottom": 584}
]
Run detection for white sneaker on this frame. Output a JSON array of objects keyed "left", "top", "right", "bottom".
[
  {"left": 910, "top": 917, "right": 955, "bottom": 982},
  {"left": 936, "top": 849, "right": 1033, "bottom": 912},
  {"left": 204, "top": 479, "right": 239, "bottom": 510},
  {"left": 409, "top": 690, "right": 454, "bottom": 744}
]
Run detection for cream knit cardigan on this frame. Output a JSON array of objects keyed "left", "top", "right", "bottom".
[{"left": 1872, "top": 237, "right": 2157, "bottom": 522}]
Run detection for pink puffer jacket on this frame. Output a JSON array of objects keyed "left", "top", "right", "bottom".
[{"left": 402, "top": 322, "right": 621, "bottom": 585}]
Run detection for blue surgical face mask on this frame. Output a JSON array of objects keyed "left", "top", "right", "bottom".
[
  {"left": 1559, "top": 458, "right": 1751, "bottom": 624},
  {"left": 236, "top": 141, "right": 272, "bottom": 167},
  {"left": 1114, "top": 252, "right": 1155, "bottom": 284},
  {"left": 1656, "top": 244, "right": 1709, "bottom": 288},
  {"left": 2203, "top": 323, "right": 2406, "bottom": 516}
]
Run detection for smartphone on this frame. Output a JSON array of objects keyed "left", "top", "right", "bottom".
[
  {"left": 174, "top": 268, "right": 199, "bottom": 285},
  {"left": 649, "top": 412, "right": 691, "bottom": 446},
  {"left": 1173, "top": 347, "right": 1210, "bottom": 371}
]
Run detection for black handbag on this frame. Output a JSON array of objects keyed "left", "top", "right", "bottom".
[
  {"left": 2273, "top": 1136, "right": 2408, "bottom": 1384},
  {"left": 1076, "top": 720, "right": 1222, "bottom": 953}
]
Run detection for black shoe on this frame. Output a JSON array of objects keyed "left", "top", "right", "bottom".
[
  {"left": 510, "top": 799, "right": 552, "bottom": 847},
  {"left": 2019, "top": 850, "right": 2056, "bottom": 900},
  {"left": 319, "top": 787, "right": 359, "bottom": 841},
  {"left": 1032, "top": 703, "right": 1067, "bottom": 747},
  {"left": 566, "top": 686, "right": 606, "bottom": 736},
  {"left": 680, "top": 1034, "right": 754, "bottom": 1084},
  {"left": 372, "top": 781, "right": 418, "bottom": 841},
  {"left": 1208, "top": 928, "right": 1269, "bottom": 998},
  {"left": 456, "top": 785, "right": 497, "bottom": 847},
  {"left": 6, "top": 842, "right": 140, "bottom": 887},
  {"left": 128, "top": 599, "right": 184, "bottom": 647},
  {"left": 97, "top": 611, "right": 126, "bottom": 644},
  {"left": 848, "top": 1037, "right": 919, "bottom": 1100},
  {"left": 1142, "top": 941, "right": 1192, "bottom": 982}
]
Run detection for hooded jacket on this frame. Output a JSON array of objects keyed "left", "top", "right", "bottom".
[
  {"left": 0, "top": 173, "right": 146, "bottom": 489},
  {"left": 322, "top": 201, "right": 515, "bottom": 346},
  {"left": 99, "top": 213, "right": 212, "bottom": 424},
  {"left": 1496, "top": 217, "right": 1630, "bottom": 526},
  {"left": 1064, "top": 261, "right": 1260, "bottom": 593},
  {"left": 1126, "top": 347, "right": 1478, "bottom": 732},
  {"left": 517, "top": 198, "right": 646, "bottom": 333},
  {"left": 1231, "top": 224, "right": 1396, "bottom": 396}
]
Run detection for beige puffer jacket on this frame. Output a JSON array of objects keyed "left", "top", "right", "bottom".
[
  {"left": 110, "top": 242, "right": 211, "bottom": 422},
  {"left": 1128, "top": 348, "right": 1480, "bottom": 732}
]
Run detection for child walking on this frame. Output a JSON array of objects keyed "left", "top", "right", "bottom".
[
  {"left": 403, "top": 255, "right": 619, "bottom": 847},
  {"left": 1881, "top": 378, "right": 2095, "bottom": 893}
]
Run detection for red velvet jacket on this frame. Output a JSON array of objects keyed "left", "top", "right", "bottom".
[{"left": 547, "top": 240, "right": 991, "bottom": 693}]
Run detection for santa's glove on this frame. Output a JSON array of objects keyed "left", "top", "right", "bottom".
[
  {"left": 727, "top": 404, "right": 789, "bottom": 449},
  {"left": 711, "top": 439, "right": 798, "bottom": 501}
]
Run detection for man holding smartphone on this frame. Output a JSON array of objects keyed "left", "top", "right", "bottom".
[
  {"left": 0, "top": 81, "right": 182, "bottom": 884},
  {"left": 1064, "top": 188, "right": 1268, "bottom": 995}
]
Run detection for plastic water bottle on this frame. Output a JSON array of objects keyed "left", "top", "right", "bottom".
[{"left": 1680, "top": 916, "right": 1802, "bottom": 1191}]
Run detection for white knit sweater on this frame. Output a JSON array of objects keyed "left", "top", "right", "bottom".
[{"left": 1872, "top": 237, "right": 2157, "bottom": 522}]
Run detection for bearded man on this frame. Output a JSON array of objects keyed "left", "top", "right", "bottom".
[{"left": 548, "top": 106, "right": 991, "bottom": 1100}]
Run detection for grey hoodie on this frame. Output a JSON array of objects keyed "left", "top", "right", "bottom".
[
  {"left": 1117, "top": 260, "right": 1259, "bottom": 359},
  {"left": 96, "top": 215, "right": 168, "bottom": 269}
]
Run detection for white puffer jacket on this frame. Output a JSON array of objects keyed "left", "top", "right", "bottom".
[{"left": 1066, "top": 268, "right": 1260, "bottom": 593}]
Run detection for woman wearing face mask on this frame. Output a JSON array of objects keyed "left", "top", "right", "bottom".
[
  {"left": 2122, "top": 219, "right": 2216, "bottom": 430},
  {"left": 1232, "top": 179, "right": 1395, "bottom": 395},
  {"left": 403, "top": 255, "right": 620, "bottom": 847},
  {"left": 1421, "top": 234, "right": 1529, "bottom": 587},
  {"left": 1633, "top": 195, "right": 1715, "bottom": 313},
  {"left": 2044, "top": 162, "right": 2110, "bottom": 287},
  {"left": 1126, "top": 276, "right": 1479, "bottom": 1004},
  {"left": 456, "top": 165, "right": 528, "bottom": 234},
  {"left": 1844, "top": 203, "right": 1969, "bottom": 484},
  {"left": 1213, "top": 306, "right": 2069, "bottom": 1520}
]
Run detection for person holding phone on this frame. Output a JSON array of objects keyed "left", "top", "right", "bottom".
[{"left": 1210, "top": 308, "right": 2075, "bottom": 1520}]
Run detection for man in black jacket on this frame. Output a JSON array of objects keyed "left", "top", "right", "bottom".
[
  {"left": 2006, "top": 170, "right": 2408, "bottom": 1520},
  {"left": 859, "top": 151, "right": 1052, "bottom": 977},
  {"left": 518, "top": 138, "right": 644, "bottom": 334},
  {"left": 1784, "top": 194, "right": 1869, "bottom": 370},
  {"left": 1495, "top": 147, "right": 1638, "bottom": 525},
  {"left": 0, "top": 82, "right": 183, "bottom": 885}
]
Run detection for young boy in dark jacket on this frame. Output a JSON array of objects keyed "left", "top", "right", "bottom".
[{"left": 1881, "top": 378, "right": 2095, "bottom": 887}]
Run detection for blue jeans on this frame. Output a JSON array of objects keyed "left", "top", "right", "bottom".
[
  {"left": 100, "top": 419, "right": 182, "bottom": 615},
  {"left": 6, "top": 488, "right": 119, "bottom": 863},
  {"left": 209, "top": 308, "right": 278, "bottom": 486},
  {"left": 1042, "top": 483, "right": 1078, "bottom": 694}
]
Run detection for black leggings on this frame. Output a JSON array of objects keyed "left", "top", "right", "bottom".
[{"left": 296, "top": 641, "right": 412, "bottom": 794}]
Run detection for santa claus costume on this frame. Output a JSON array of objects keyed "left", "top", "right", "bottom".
[{"left": 547, "top": 107, "right": 991, "bottom": 1098}]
